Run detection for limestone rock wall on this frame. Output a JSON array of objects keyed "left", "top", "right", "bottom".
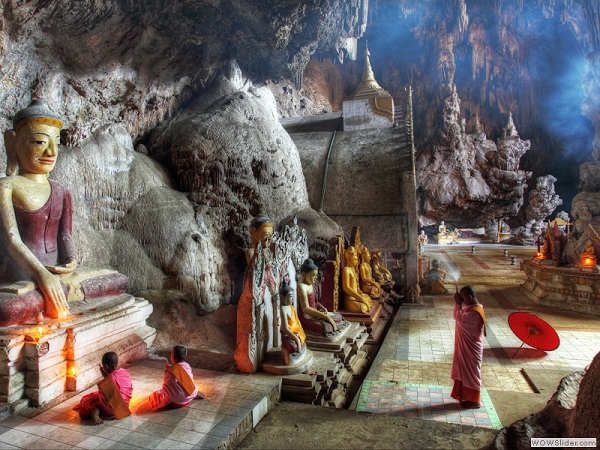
[
  {"left": 0, "top": 1, "right": 366, "bottom": 332},
  {"left": 0, "top": 0, "right": 366, "bottom": 147}
]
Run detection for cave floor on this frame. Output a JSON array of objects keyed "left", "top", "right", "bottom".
[
  {"left": 238, "top": 244, "right": 600, "bottom": 449},
  {"left": 1, "top": 244, "right": 599, "bottom": 450}
]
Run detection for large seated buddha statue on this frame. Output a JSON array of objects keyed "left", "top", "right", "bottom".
[
  {"left": 0, "top": 100, "right": 128, "bottom": 326},
  {"left": 358, "top": 247, "right": 382, "bottom": 299},
  {"left": 297, "top": 258, "right": 346, "bottom": 336},
  {"left": 341, "top": 246, "right": 373, "bottom": 314}
]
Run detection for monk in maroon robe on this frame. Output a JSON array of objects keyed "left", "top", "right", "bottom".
[{"left": 451, "top": 285, "right": 486, "bottom": 409}]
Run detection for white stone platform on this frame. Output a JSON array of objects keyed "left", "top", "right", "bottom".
[{"left": 0, "top": 294, "right": 155, "bottom": 409}]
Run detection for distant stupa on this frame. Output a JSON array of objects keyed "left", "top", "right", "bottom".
[{"left": 342, "top": 45, "right": 394, "bottom": 131}]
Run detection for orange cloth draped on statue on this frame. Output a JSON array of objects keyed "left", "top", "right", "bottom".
[{"left": 288, "top": 305, "right": 306, "bottom": 345}]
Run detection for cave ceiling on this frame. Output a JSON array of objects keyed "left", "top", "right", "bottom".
[{"left": 1, "top": 0, "right": 599, "bottom": 221}]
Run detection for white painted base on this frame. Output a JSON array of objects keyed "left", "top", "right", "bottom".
[{"left": 0, "top": 294, "right": 155, "bottom": 407}]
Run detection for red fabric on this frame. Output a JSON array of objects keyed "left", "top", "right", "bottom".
[
  {"left": 0, "top": 180, "right": 75, "bottom": 282},
  {"left": 74, "top": 368, "right": 133, "bottom": 419},
  {"left": 299, "top": 291, "right": 344, "bottom": 335},
  {"left": 451, "top": 380, "right": 481, "bottom": 403},
  {"left": 451, "top": 304, "right": 485, "bottom": 395}
]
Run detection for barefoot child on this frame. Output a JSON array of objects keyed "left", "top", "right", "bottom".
[
  {"left": 73, "top": 351, "right": 133, "bottom": 425},
  {"left": 148, "top": 345, "right": 204, "bottom": 410}
]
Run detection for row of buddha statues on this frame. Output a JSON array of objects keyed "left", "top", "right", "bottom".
[
  {"left": 341, "top": 244, "right": 398, "bottom": 313},
  {"left": 235, "top": 213, "right": 402, "bottom": 372},
  {"left": 0, "top": 100, "right": 129, "bottom": 328}
]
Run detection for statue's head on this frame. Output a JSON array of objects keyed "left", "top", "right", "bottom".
[
  {"left": 361, "top": 247, "right": 371, "bottom": 262},
  {"left": 280, "top": 282, "right": 294, "bottom": 305},
  {"left": 371, "top": 251, "right": 382, "bottom": 264},
  {"left": 4, "top": 100, "right": 63, "bottom": 177},
  {"left": 249, "top": 212, "right": 274, "bottom": 248},
  {"left": 431, "top": 259, "right": 440, "bottom": 269},
  {"left": 300, "top": 258, "right": 318, "bottom": 285},
  {"left": 344, "top": 246, "right": 359, "bottom": 267}
]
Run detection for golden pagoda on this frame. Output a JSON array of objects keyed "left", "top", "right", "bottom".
[{"left": 343, "top": 45, "right": 394, "bottom": 131}]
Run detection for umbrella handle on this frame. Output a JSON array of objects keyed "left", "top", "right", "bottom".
[{"left": 511, "top": 342, "right": 525, "bottom": 359}]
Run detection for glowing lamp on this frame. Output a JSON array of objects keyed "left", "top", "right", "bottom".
[
  {"left": 37, "top": 327, "right": 43, "bottom": 340},
  {"left": 584, "top": 257, "right": 593, "bottom": 266},
  {"left": 66, "top": 362, "right": 78, "bottom": 391},
  {"left": 67, "top": 363, "right": 77, "bottom": 377}
]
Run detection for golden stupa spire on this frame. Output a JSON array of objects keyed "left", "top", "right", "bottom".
[{"left": 350, "top": 43, "right": 391, "bottom": 99}]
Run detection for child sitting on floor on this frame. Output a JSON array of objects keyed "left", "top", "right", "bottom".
[
  {"left": 148, "top": 345, "right": 204, "bottom": 410},
  {"left": 73, "top": 351, "right": 133, "bottom": 425}
]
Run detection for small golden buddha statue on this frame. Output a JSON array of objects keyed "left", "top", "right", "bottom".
[
  {"left": 279, "top": 283, "right": 306, "bottom": 365},
  {"left": 578, "top": 239, "right": 597, "bottom": 268},
  {"left": 341, "top": 246, "right": 373, "bottom": 313},
  {"left": 371, "top": 251, "right": 393, "bottom": 284},
  {"left": 359, "top": 247, "right": 382, "bottom": 299}
]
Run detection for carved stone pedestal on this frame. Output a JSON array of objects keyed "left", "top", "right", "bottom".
[
  {"left": 261, "top": 348, "right": 314, "bottom": 376},
  {"left": 303, "top": 321, "right": 366, "bottom": 353},
  {"left": 280, "top": 352, "right": 349, "bottom": 407},
  {"left": 521, "top": 259, "right": 600, "bottom": 316},
  {"left": 338, "top": 300, "right": 383, "bottom": 326},
  {"left": 0, "top": 294, "right": 155, "bottom": 408}
]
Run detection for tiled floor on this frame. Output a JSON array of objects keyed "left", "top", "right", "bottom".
[
  {"left": 356, "top": 381, "right": 502, "bottom": 429},
  {"left": 357, "top": 244, "right": 600, "bottom": 430},
  {"left": 0, "top": 360, "right": 279, "bottom": 449}
]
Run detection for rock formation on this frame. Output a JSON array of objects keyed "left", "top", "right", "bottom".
[
  {"left": 283, "top": 1, "right": 599, "bottom": 235},
  {"left": 416, "top": 84, "right": 536, "bottom": 230},
  {"left": 490, "top": 351, "right": 600, "bottom": 448}
]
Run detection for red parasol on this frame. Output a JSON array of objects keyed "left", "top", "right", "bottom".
[{"left": 508, "top": 312, "right": 560, "bottom": 358}]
